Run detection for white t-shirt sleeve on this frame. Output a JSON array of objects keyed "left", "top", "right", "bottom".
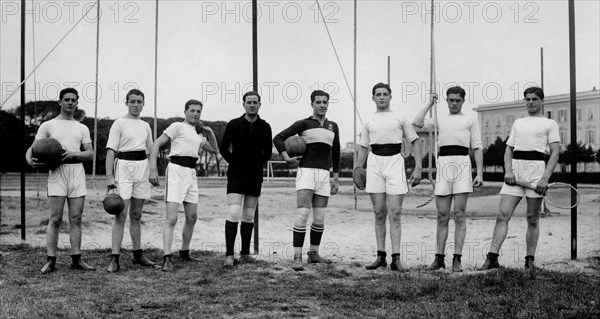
[
  {"left": 506, "top": 120, "right": 517, "bottom": 147},
  {"left": 547, "top": 120, "right": 560, "bottom": 144},
  {"left": 79, "top": 123, "right": 92, "bottom": 145},
  {"left": 469, "top": 117, "right": 483, "bottom": 149},
  {"left": 106, "top": 119, "right": 122, "bottom": 151},
  {"left": 402, "top": 117, "right": 419, "bottom": 144},
  {"left": 163, "top": 123, "right": 180, "bottom": 140}
]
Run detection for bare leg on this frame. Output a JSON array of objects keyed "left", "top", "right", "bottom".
[
  {"left": 129, "top": 198, "right": 145, "bottom": 250},
  {"left": 181, "top": 201, "right": 198, "bottom": 251},
  {"left": 111, "top": 199, "right": 129, "bottom": 254},
  {"left": 434, "top": 195, "right": 453, "bottom": 254},
  {"left": 387, "top": 194, "right": 404, "bottom": 254},
  {"left": 452, "top": 194, "right": 469, "bottom": 255},
  {"left": 489, "top": 195, "right": 521, "bottom": 254},
  {"left": 369, "top": 193, "right": 388, "bottom": 252},
  {"left": 47, "top": 196, "right": 66, "bottom": 256},
  {"left": 67, "top": 196, "right": 86, "bottom": 255},
  {"left": 163, "top": 201, "right": 180, "bottom": 255},
  {"left": 525, "top": 197, "right": 543, "bottom": 256}
]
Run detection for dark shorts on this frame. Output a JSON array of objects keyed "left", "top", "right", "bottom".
[{"left": 227, "top": 179, "right": 263, "bottom": 197}]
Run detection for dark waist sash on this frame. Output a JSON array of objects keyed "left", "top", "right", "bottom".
[
  {"left": 371, "top": 143, "right": 402, "bottom": 156},
  {"left": 117, "top": 150, "right": 147, "bottom": 161},
  {"left": 439, "top": 145, "right": 469, "bottom": 157},
  {"left": 169, "top": 156, "right": 197, "bottom": 168},
  {"left": 62, "top": 158, "right": 82, "bottom": 164},
  {"left": 513, "top": 151, "right": 545, "bottom": 161}
]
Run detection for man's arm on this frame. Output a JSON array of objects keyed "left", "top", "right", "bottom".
[
  {"left": 261, "top": 124, "right": 273, "bottom": 165},
  {"left": 536, "top": 142, "right": 560, "bottom": 192},
  {"left": 410, "top": 138, "right": 423, "bottom": 186},
  {"left": 149, "top": 134, "right": 170, "bottom": 186},
  {"left": 412, "top": 94, "right": 438, "bottom": 128},
  {"left": 106, "top": 148, "right": 116, "bottom": 188},
  {"left": 202, "top": 127, "right": 219, "bottom": 155},
  {"left": 354, "top": 145, "right": 369, "bottom": 169},
  {"left": 25, "top": 145, "right": 44, "bottom": 169},
  {"left": 63, "top": 143, "right": 93, "bottom": 162},
  {"left": 219, "top": 122, "right": 233, "bottom": 163},
  {"left": 473, "top": 148, "right": 484, "bottom": 186},
  {"left": 504, "top": 145, "right": 515, "bottom": 185}
]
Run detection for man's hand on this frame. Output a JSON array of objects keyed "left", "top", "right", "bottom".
[
  {"left": 330, "top": 179, "right": 339, "bottom": 195},
  {"left": 535, "top": 177, "right": 550, "bottom": 195},
  {"left": 472, "top": 174, "right": 484, "bottom": 187},
  {"left": 504, "top": 171, "right": 516, "bottom": 185},
  {"left": 282, "top": 152, "right": 300, "bottom": 165},
  {"left": 26, "top": 156, "right": 45, "bottom": 169},
  {"left": 149, "top": 168, "right": 160, "bottom": 186},
  {"left": 106, "top": 175, "right": 116, "bottom": 189},
  {"left": 409, "top": 168, "right": 422, "bottom": 187}
]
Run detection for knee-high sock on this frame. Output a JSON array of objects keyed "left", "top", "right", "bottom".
[
  {"left": 225, "top": 221, "right": 238, "bottom": 256},
  {"left": 293, "top": 207, "right": 310, "bottom": 256},
  {"left": 240, "top": 221, "right": 254, "bottom": 255},
  {"left": 310, "top": 207, "right": 326, "bottom": 252}
]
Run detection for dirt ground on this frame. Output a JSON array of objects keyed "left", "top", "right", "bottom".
[{"left": 1, "top": 175, "right": 599, "bottom": 274}]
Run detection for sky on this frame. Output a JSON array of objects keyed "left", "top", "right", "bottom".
[{"left": 1, "top": 0, "right": 599, "bottom": 146}]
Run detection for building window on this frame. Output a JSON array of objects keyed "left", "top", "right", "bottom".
[
  {"left": 576, "top": 108, "right": 581, "bottom": 121},
  {"left": 546, "top": 110, "right": 553, "bottom": 119},
  {"left": 484, "top": 116, "right": 489, "bottom": 128},
  {"left": 588, "top": 107, "right": 594, "bottom": 120},
  {"left": 495, "top": 115, "right": 501, "bottom": 128},
  {"left": 587, "top": 130, "right": 595, "bottom": 145},
  {"left": 558, "top": 109, "right": 567, "bottom": 122}
]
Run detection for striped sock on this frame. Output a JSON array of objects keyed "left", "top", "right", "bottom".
[{"left": 293, "top": 227, "right": 306, "bottom": 248}]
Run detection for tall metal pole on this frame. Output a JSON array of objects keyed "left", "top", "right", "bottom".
[
  {"left": 568, "top": 0, "right": 577, "bottom": 260},
  {"left": 387, "top": 56, "right": 390, "bottom": 86},
  {"left": 153, "top": 0, "right": 159, "bottom": 141},
  {"left": 252, "top": 0, "right": 260, "bottom": 255},
  {"left": 20, "top": 0, "right": 26, "bottom": 241},
  {"left": 540, "top": 47, "right": 544, "bottom": 89}
]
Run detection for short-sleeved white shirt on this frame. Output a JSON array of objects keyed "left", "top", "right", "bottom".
[
  {"left": 35, "top": 119, "right": 92, "bottom": 151},
  {"left": 506, "top": 117, "right": 560, "bottom": 153},
  {"left": 163, "top": 122, "right": 206, "bottom": 158},
  {"left": 359, "top": 111, "right": 419, "bottom": 147},
  {"left": 423, "top": 113, "right": 482, "bottom": 149},
  {"left": 106, "top": 117, "right": 152, "bottom": 152}
]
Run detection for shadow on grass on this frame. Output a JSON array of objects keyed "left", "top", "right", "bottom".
[{"left": 0, "top": 244, "right": 599, "bottom": 318}]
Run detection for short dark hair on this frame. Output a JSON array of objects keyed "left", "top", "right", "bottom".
[
  {"left": 243, "top": 91, "right": 261, "bottom": 103},
  {"left": 126, "top": 89, "right": 145, "bottom": 102},
  {"left": 372, "top": 82, "right": 391, "bottom": 96},
  {"left": 185, "top": 99, "right": 203, "bottom": 111},
  {"left": 59, "top": 88, "right": 79, "bottom": 101},
  {"left": 310, "top": 90, "right": 330, "bottom": 103},
  {"left": 446, "top": 86, "right": 466, "bottom": 99},
  {"left": 523, "top": 87, "right": 544, "bottom": 100}
]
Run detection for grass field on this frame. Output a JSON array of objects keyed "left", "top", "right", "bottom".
[{"left": 0, "top": 245, "right": 599, "bottom": 318}]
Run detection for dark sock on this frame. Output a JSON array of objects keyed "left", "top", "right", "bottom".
[
  {"left": 240, "top": 222, "right": 254, "bottom": 255},
  {"left": 71, "top": 254, "right": 81, "bottom": 264},
  {"left": 225, "top": 221, "right": 238, "bottom": 256},
  {"left": 525, "top": 255, "right": 534, "bottom": 261},
  {"left": 47, "top": 256, "right": 57, "bottom": 263},
  {"left": 377, "top": 250, "right": 387, "bottom": 258},
  {"left": 391, "top": 253, "right": 400, "bottom": 258},
  {"left": 293, "top": 228, "right": 306, "bottom": 247},
  {"left": 453, "top": 254, "right": 462, "bottom": 262},
  {"left": 435, "top": 253, "right": 445, "bottom": 261},
  {"left": 179, "top": 250, "right": 190, "bottom": 259},
  {"left": 163, "top": 254, "right": 172, "bottom": 261},
  {"left": 310, "top": 223, "right": 324, "bottom": 246}
]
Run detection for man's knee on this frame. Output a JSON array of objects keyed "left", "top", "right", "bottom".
[
  {"left": 526, "top": 214, "right": 539, "bottom": 225},
  {"left": 48, "top": 216, "right": 63, "bottom": 228}
]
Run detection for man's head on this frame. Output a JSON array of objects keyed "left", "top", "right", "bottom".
[
  {"left": 126, "top": 89, "right": 145, "bottom": 117},
  {"left": 59, "top": 88, "right": 79, "bottom": 114},
  {"left": 371, "top": 82, "right": 392, "bottom": 109},
  {"left": 523, "top": 87, "right": 544, "bottom": 115},
  {"left": 310, "top": 90, "right": 330, "bottom": 118},
  {"left": 184, "top": 99, "right": 203, "bottom": 125},
  {"left": 446, "top": 86, "right": 466, "bottom": 114},
  {"left": 243, "top": 91, "right": 261, "bottom": 117}
]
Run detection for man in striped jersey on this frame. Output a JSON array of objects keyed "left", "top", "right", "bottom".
[{"left": 273, "top": 90, "right": 341, "bottom": 271}]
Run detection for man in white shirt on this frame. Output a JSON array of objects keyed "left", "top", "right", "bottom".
[
  {"left": 479, "top": 87, "right": 560, "bottom": 270},
  {"left": 25, "top": 88, "right": 95, "bottom": 273},
  {"left": 105, "top": 89, "right": 156, "bottom": 272},
  {"left": 149, "top": 100, "right": 218, "bottom": 271},
  {"left": 413, "top": 86, "right": 483, "bottom": 272}
]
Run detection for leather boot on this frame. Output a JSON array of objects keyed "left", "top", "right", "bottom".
[
  {"left": 292, "top": 256, "right": 304, "bottom": 271},
  {"left": 41, "top": 256, "right": 57, "bottom": 274},
  {"left": 366, "top": 251, "right": 387, "bottom": 270},
  {"left": 307, "top": 251, "right": 332, "bottom": 264},
  {"left": 390, "top": 254, "right": 402, "bottom": 271},
  {"left": 179, "top": 250, "right": 200, "bottom": 262},
  {"left": 132, "top": 249, "right": 157, "bottom": 267},
  {"left": 477, "top": 252, "right": 500, "bottom": 270},
  {"left": 162, "top": 254, "right": 173, "bottom": 272},
  {"left": 525, "top": 255, "right": 537, "bottom": 270},
  {"left": 107, "top": 254, "right": 120, "bottom": 273},
  {"left": 427, "top": 254, "right": 446, "bottom": 270},
  {"left": 70, "top": 254, "right": 96, "bottom": 271},
  {"left": 452, "top": 254, "right": 463, "bottom": 272}
]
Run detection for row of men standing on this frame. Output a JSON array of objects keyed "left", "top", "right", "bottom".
[{"left": 26, "top": 83, "right": 559, "bottom": 273}]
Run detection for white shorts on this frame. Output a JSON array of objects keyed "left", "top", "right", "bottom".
[
  {"left": 500, "top": 159, "right": 545, "bottom": 198},
  {"left": 47, "top": 163, "right": 87, "bottom": 198},
  {"left": 366, "top": 152, "right": 408, "bottom": 195},
  {"left": 435, "top": 155, "right": 473, "bottom": 196},
  {"left": 296, "top": 167, "right": 331, "bottom": 197},
  {"left": 165, "top": 162, "right": 199, "bottom": 204},
  {"left": 114, "top": 159, "right": 151, "bottom": 200}
]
